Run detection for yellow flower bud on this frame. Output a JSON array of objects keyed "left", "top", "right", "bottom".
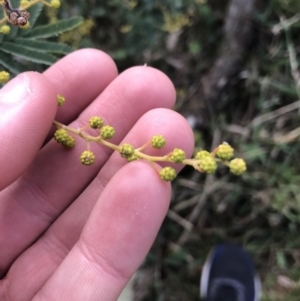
[
  {"left": 0, "top": 71, "right": 10, "bottom": 84},
  {"left": 50, "top": 0, "right": 61, "bottom": 8},
  {"left": 0, "top": 25, "right": 10, "bottom": 35},
  {"left": 80, "top": 150, "right": 95, "bottom": 166},
  {"left": 160, "top": 167, "right": 177, "bottom": 181},
  {"left": 229, "top": 158, "right": 247, "bottom": 175}
]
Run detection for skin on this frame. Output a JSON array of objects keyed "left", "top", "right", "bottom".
[{"left": 0, "top": 49, "right": 194, "bottom": 301}]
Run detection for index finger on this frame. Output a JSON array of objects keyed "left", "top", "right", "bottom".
[{"left": 43, "top": 48, "right": 118, "bottom": 125}]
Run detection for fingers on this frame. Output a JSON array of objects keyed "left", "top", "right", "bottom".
[
  {"left": 0, "top": 72, "right": 57, "bottom": 191},
  {"left": 2, "top": 109, "right": 194, "bottom": 301},
  {"left": 0, "top": 61, "right": 176, "bottom": 276},
  {"left": 43, "top": 48, "right": 118, "bottom": 126},
  {"left": 0, "top": 48, "right": 115, "bottom": 192},
  {"left": 0, "top": 49, "right": 118, "bottom": 276},
  {"left": 32, "top": 161, "right": 172, "bottom": 301}
]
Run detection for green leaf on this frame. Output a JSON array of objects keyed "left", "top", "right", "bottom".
[
  {"left": 14, "top": 38, "right": 73, "bottom": 54},
  {"left": 0, "top": 50, "right": 22, "bottom": 74},
  {"left": 269, "top": 80, "right": 298, "bottom": 98},
  {"left": 0, "top": 6, "right": 3, "bottom": 19},
  {"left": 276, "top": 251, "right": 287, "bottom": 269},
  {"left": 0, "top": 42, "right": 57, "bottom": 65},
  {"left": 25, "top": 17, "right": 84, "bottom": 39},
  {"left": 10, "top": 0, "right": 20, "bottom": 7},
  {"left": 26, "top": 3, "right": 44, "bottom": 30},
  {"left": 7, "top": 25, "right": 19, "bottom": 40}
]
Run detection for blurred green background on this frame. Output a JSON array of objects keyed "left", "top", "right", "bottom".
[{"left": 4, "top": 0, "right": 300, "bottom": 299}]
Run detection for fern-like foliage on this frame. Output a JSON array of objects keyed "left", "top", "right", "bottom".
[{"left": 0, "top": 0, "right": 83, "bottom": 76}]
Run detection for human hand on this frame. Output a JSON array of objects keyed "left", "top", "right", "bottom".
[{"left": 0, "top": 49, "right": 194, "bottom": 300}]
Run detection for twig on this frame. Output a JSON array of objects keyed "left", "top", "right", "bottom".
[
  {"left": 176, "top": 128, "right": 223, "bottom": 246},
  {"left": 280, "top": 16, "right": 300, "bottom": 98},
  {"left": 172, "top": 194, "right": 202, "bottom": 212},
  {"left": 272, "top": 13, "right": 300, "bottom": 35},
  {"left": 172, "top": 180, "right": 233, "bottom": 212},
  {"left": 167, "top": 210, "right": 193, "bottom": 231},
  {"left": 176, "top": 174, "right": 214, "bottom": 246},
  {"left": 273, "top": 126, "right": 300, "bottom": 144},
  {"left": 226, "top": 124, "right": 250, "bottom": 137},
  {"left": 168, "top": 242, "right": 194, "bottom": 264},
  {"left": 249, "top": 99, "right": 300, "bottom": 127}
]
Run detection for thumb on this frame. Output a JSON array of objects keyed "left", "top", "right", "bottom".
[{"left": 0, "top": 72, "right": 57, "bottom": 191}]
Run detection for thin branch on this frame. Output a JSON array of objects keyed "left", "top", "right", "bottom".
[
  {"left": 167, "top": 210, "right": 194, "bottom": 231},
  {"left": 249, "top": 99, "right": 300, "bottom": 127},
  {"left": 272, "top": 13, "right": 300, "bottom": 35},
  {"left": 280, "top": 16, "right": 300, "bottom": 98},
  {"left": 273, "top": 126, "right": 300, "bottom": 144}
]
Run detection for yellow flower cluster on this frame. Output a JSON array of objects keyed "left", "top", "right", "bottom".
[
  {"left": 57, "top": 94, "right": 65, "bottom": 106},
  {"left": 54, "top": 129, "right": 75, "bottom": 148},
  {"left": 0, "top": 25, "right": 10, "bottom": 34},
  {"left": 50, "top": 0, "right": 61, "bottom": 9},
  {"left": 53, "top": 98, "right": 247, "bottom": 181},
  {"left": 20, "top": 0, "right": 29, "bottom": 7},
  {"left": 161, "top": 9, "right": 192, "bottom": 33},
  {"left": 0, "top": 71, "right": 10, "bottom": 84},
  {"left": 59, "top": 19, "right": 94, "bottom": 48}
]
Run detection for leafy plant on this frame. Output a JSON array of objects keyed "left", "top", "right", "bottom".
[{"left": 0, "top": 0, "right": 83, "bottom": 78}]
